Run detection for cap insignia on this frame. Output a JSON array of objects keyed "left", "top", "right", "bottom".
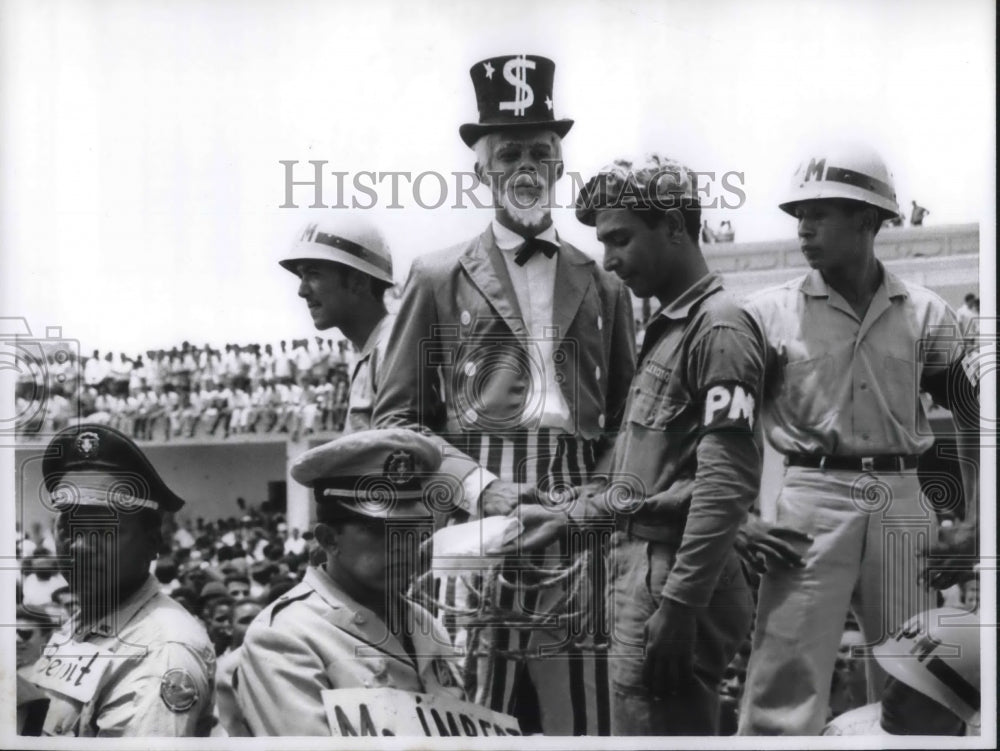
[
  {"left": 74, "top": 432, "right": 100, "bottom": 460},
  {"left": 383, "top": 450, "right": 415, "bottom": 485}
]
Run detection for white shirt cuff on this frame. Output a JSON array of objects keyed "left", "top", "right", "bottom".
[{"left": 461, "top": 467, "right": 499, "bottom": 519}]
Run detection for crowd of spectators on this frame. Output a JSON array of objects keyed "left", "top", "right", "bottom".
[{"left": 16, "top": 338, "right": 355, "bottom": 442}]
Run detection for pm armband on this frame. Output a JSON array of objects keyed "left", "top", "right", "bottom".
[{"left": 700, "top": 381, "right": 758, "bottom": 432}]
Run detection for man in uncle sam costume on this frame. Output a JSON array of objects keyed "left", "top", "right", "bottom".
[
  {"left": 235, "top": 429, "right": 470, "bottom": 736},
  {"left": 24, "top": 424, "right": 217, "bottom": 737},
  {"left": 374, "top": 54, "right": 635, "bottom": 735}
]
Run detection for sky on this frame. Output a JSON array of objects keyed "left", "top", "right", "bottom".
[{"left": 0, "top": 0, "right": 995, "bottom": 355}]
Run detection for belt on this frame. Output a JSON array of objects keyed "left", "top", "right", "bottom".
[{"left": 786, "top": 453, "right": 919, "bottom": 472}]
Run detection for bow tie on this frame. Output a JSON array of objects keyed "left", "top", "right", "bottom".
[{"left": 513, "top": 237, "right": 559, "bottom": 266}]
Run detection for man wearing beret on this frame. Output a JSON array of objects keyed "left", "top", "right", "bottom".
[
  {"left": 374, "top": 53, "right": 635, "bottom": 736},
  {"left": 572, "top": 154, "right": 774, "bottom": 734},
  {"left": 235, "top": 429, "right": 465, "bottom": 736},
  {"left": 24, "top": 424, "right": 217, "bottom": 737},
  {"left": 279, "top": 215, "right": 396, "bottom": 432}
]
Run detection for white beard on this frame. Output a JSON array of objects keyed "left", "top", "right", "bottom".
[{"left": 498, "top": 185, "right": 550, "bottom": 230}]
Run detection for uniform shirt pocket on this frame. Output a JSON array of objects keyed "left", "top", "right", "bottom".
[
  {"left": 629, "top": 383, "right": 687, "bottom": 431},
  {"left": 780, "top": 354, "right": 835, "bottom": 429}
]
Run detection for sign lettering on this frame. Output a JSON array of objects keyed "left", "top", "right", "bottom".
[
  {"left": 322, "top": 688, "right": 521, "bottom": 737},
  {"left": 28, "top": 643, "right": 108, "bottom": 704},
  {"left": 704, "top": 384, "right": 756, "bottom": 429}
]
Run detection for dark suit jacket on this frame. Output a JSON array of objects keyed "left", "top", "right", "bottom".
[{"left": 374, "top": 225, "right": 635, "bottom": 504}]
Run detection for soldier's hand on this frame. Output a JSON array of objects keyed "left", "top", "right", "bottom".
[
  {"left": 480, "top": 480, "right": 523, "bottom": 517},
  {"left": 734, "top": 514, "right": 813, "bottom": 573},
  {"left": 923, "top": 522, "right": 977, "bottom": 590},
  {"left": 499, "top": 503, "right": 570, "bottom": 554},
  {"left": 642, "top": 598, "right": 696, "bottom": 697}
]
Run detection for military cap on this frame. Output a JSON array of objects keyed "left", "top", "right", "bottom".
[
  {"left": 291, "top": 428, "right": 441, "bottom": 520},
  {"left": 279, "top": 215, "right": 393, "bottom": 284},
  {"left": 42, "top": 424, "right": 185, "bottom": 513},
  {"left": 575, "top": 152, "right": 699, "bottom": 226}
]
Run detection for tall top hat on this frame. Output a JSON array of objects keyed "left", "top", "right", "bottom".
[{"left": 459, "top": 54, "right": 574, "bottom": 148}]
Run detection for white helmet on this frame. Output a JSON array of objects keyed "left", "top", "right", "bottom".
[
  {"left": 779, "top": 142, "right": 900, "bottom": 221},
  {"left": 874, "top": 607, "right": 981, "bottom": 726},
  {"left": 279, "top": 215, "right": 393, "bottom": 284}
]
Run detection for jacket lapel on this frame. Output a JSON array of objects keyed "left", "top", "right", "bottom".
[
  {"left": 458, "top": 228, "right": 530, "bottom": 341},
  {"left": 552, "top": 241, "right": 596, "bottom": 343}
]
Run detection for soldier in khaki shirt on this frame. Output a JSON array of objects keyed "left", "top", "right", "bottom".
[
  {"left": 278, "top": 215, "right": 395, "bottom": 432},
  {"left": 24, "top": 424, "right": 217, "bottom": 737},
  {"left": 235, "top": 429, "right": 465, "bottom": 736},
  {"left": 739, "top": 143, "right": 980, "bottom": 735}
]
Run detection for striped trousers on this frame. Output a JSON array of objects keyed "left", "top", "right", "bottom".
[{"left": 433, "top": 429, "right": 613, "bottom": 735}]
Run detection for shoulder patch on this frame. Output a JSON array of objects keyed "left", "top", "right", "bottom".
[
  {"left": 160, "top": 668, "right": 199, "bottom": 712},
  {"left": 269, "top": 590, "right": 312, "bottom": 625}
]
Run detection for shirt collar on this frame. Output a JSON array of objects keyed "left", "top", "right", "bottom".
[
  {"left": 652, "top": 272, "right": 724, "bottom": 321},
  {"left": 491, "top": 218, "right": 559, "bottom": 251},
  {"left": 76, "top": 574, "right": 160, "bottom": 638},
  {"left": 358, "top": 313, "right": 390, "bottom": 361},
  {"left": 800, "top": 262, "right": 908, "bottom": 300},
  {"left": 304, "top": 564, "right": 401, "bottom": 631}
]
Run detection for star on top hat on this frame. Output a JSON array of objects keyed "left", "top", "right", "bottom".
[{"left": 459, "top": 54, "right": 574, "bottom": 147}]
